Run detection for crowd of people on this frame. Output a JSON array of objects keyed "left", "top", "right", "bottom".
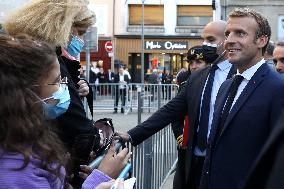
[{"left": 1, "top": 0, "right": 284, "bottom": 189}]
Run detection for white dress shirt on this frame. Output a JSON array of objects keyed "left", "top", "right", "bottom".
[
  {"left": 124, "top": 70, "right": 131, "bottom": 80},
  {"left": 195, "top": 60, "right": 232, "bottom": 156},
  {"left": 119, "top": 74, "right": 126, "bottom": 89},
  {"left": 231, "top": 59, "right": 265, "bottom": 108}
]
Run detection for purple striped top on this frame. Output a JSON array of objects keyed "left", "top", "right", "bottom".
[{"left": 0, "top": 152, "right": 111, "bottom": 189}]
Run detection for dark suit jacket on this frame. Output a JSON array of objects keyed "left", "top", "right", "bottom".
[
  {"left": 128, "top": 63, "right": 236, "bottom": 186},
  {"left": 113, "top": 74, "right": 130, "bottom": 84},
  {"left": 106, "top": 72, "right": 115, "bottom": 83},
  {"left": 200, "top": 63, "right": 284, "bottom": 189},
  {"left": 244, "top": 110, "right": 284, "bottom": 189}
]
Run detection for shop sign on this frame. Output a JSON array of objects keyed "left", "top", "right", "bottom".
[{"left": 145, "top": 41, "right": 188, "bottom": 50}]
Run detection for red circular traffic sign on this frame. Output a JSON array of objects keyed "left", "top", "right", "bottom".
[{"left": 105, "top": 41, "right": 113, "bottom": 53}]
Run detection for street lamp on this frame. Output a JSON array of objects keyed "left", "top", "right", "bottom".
[{"left": 141, "top": 0, "right": 145, "bottom": 83}]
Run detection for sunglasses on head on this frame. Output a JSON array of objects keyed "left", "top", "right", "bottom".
[{"left": 272, "top": 57, "right": 284, "bottom": 64}]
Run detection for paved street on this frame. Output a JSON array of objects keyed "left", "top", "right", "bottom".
[{"left": 93, "top": 110, "right": 153, "bottom": 132}]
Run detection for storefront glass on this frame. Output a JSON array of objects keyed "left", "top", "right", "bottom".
[{"left": 148, "top": 53, "right": 187, "bottom": 75}]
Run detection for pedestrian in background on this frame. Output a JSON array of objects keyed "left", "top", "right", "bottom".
[
  {"left": 162, "top": 69, "right": 173, "bottom": 100},
  {"left": 148, "top": 69, "right": 159, "bottom": 101},
  {"left": 98, "top": 67, "right": 107, "bottom": 95},
  {"left": 113, "top": 67, "right": 130, "bottom": 114}
]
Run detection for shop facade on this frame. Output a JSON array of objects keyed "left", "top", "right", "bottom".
[
  {"left": 80, "top": 39, "right": 112, "bottom": 72},
  {"left": 115, "top": 35, "right": 202, "bottom": 83}
]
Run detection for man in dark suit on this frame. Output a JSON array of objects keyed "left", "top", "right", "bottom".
[
  {"left": 117, "top": 20, "right": 236, "bottom": 188},
  {"left": 106, "top": 68, "right": 115, "bottom": 83},
  {"left": 106, "top": 68, "right": 115, "bottom": 96},
  {"left": 199, "top": 8, "right": 284, "bottom": 189},
  {"left": 171, "top": 46, "right": 208, "bottom": 189},
  {"left": 113, "top": 67, "right": 130, "bottom": 113}
]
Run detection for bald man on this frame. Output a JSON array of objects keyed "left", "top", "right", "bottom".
[{"left": 117, "top": 20, "right": 236, "bottom": 188}]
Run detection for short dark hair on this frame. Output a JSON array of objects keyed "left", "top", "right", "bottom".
[
  {"left": 276, "top": 41, "right": 284, "bottom": 47},
  {"left": 266, "top": 41, "right": 275, "bottom": 56},
  {"left": 228, "top": 8, "right": 271, "bottom": 55}
]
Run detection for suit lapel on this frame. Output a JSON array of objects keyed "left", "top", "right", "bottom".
[
  {"left": 209, "top": 80, "right": 231, "bottom": 145},
  {"left": 218, "top": 63, "right": 269, "bottom": 140},
  {"left": 192, "top": 67, "right": 211, "bottom": 123}
]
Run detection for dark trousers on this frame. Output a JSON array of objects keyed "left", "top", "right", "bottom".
[
  {"left": 188, "top": 155, "right": 205, "bottom": 189},
  {"left": 165, "top": 85, "right": 172, "bottom": 100},
  {"left": 114, "top": 88, "right": 126, "bottom": 111},
  {"left": 173, "top": 148, "right": 187, "bottom": 189},
  {"left": 92, "top": 86, "right": 96, "bottom": 100}
]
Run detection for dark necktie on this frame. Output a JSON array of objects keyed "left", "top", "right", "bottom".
[
  {"left": 217, "top": 75, "right": 244, "bottom": 138},
  {"left": 197, "top": 64, "right": 219, "bottom": 151}
]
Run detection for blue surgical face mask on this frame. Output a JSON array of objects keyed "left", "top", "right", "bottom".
[
  {"left": 42, "top": 84, "right": 71, "bottom": 119},
  {"left": 67, "top": 35, "right": 84, "bottom": 58}
]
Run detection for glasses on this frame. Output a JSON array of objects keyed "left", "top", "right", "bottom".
[
  {"left": 33, "top": 76, "right": 68, "bottom": 87},
  {"left": 272, "top": 57, "right": 284, "bottom": 65}
]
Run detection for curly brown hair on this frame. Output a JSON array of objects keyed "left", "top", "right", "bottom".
[
  {"left": 0, "top": 34, "right": 66, "bottom": 176},
  {"left": 228, "top": 8, "right": 271, "bottom": 55}
]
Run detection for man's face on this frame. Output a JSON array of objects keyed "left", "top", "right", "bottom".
[
  {"left": 273, "top": 46, "right": 284, "bottom": 74},
  {"left": 189, "top": 59, "right": 207, "bottom": 72},
  {"left": 224, "top": 17, "right": 266, "bottom": 70},
  {"left": 202, "top": 23, "right": 225, "bottom": 55},
  {"left": 119, "top": 68, "right": 124, "bottom": 74}
]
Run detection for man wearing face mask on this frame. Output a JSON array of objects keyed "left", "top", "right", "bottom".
[{"left": 116, "top": 20, "right": 236, "bottom": 189}]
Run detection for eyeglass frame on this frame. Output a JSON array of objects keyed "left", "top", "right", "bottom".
[{"left": 32, "top": 76, "right": 68, "bottom": 87}]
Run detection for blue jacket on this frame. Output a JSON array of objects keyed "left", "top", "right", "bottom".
[{"left": 200, "top": 63, "right": 284, "bottom": 189}]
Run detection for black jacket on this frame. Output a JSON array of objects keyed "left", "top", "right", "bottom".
[
  {"left": 56, "top": 53, "right": 98, "bottom": 151},
  {"left": 113, "top": 74, "right": 130, "bottom": 85}
]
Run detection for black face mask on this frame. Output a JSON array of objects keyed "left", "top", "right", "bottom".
[{"left": 202, "top": 44, "right": 219, "bottom": 64}]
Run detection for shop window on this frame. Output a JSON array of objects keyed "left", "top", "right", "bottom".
[
  {"left": 129, "top": 4, "right": 164, "bottom": 26},
  {"left": 177, "top": 5, "right": 212, "bottom": 26}
]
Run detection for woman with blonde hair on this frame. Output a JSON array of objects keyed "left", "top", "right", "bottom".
[{"left": 3, "top": 0, "right": 106, "bottom": 187}]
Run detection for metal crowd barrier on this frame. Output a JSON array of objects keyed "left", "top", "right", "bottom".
[
  {"left": 88, "top": 82, "right": 179, "bottom": 188},
  {"left": 128, "top": 125, "right": 178, "bottom": 189},
  {"left": 89, "top": 83, "right": 179, "bottom": 114},
  {"left": 87, "top": 126, "right": 177, "bottom": 189}
]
